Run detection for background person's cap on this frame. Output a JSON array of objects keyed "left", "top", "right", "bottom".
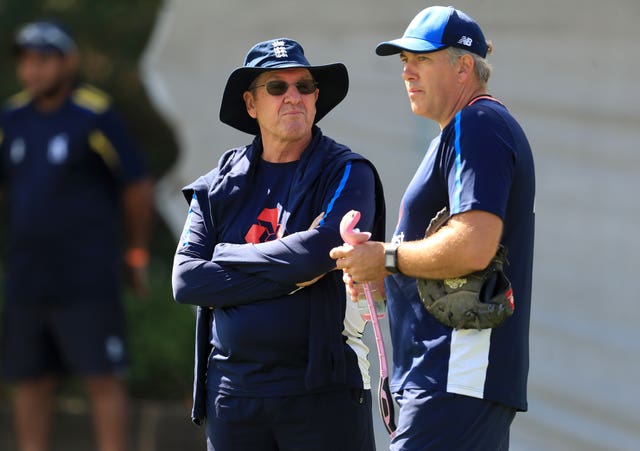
[
  {"left": 13, "top": 20, "right": 77, "bottom": 56},
  {"left": 219, "top": 38, "right": 348, "bottom": 135},
  {"left": 375, "top": 6, "right": 487, "bottom": 58}
]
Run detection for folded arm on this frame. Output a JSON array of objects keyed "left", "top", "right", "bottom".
[
  {"left": 172, "top": 252, "right": 296, "bottom": 307},
  {"left": 172, "top": 161, "right": 377, "bottom": 306},
  {"left": 171, "top": 193, "right": 297, "bottom": 308},
  {"left": 211, "top": 161, "right": 377, "bottom": 285}
]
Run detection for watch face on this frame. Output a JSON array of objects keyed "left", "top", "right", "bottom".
[{"left": 385, "top": 246, "right": 398, "bottom": 273}]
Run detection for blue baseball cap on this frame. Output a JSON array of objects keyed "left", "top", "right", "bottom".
[
  {"left": 220, "top": 38, "right": 349, "bottom": 135},
  {"left": 13, "top": 20, "right": 77, "bottom": 56},
  {"left": 376, "top": 6, "right": 487, "bottom": 58}
]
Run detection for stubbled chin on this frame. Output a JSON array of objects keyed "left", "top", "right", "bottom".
[{"left": 281, "top": 114, "right": 309, "bottom": 127}]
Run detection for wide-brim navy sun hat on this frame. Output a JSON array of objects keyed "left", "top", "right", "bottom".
[
  {"left": 220, "top": 38, "right": 349, "bottom": 135},
  {"left": 376, "top": 6, "right": 487, "bottom": 58}
]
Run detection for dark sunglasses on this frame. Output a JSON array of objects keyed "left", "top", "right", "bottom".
[{"left": 251, "top": 79, "right": 318, "bottom": 96}]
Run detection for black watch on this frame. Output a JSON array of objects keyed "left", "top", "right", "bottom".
[{"left": 384, "top": 244, "right": 400, "bottom": 274}]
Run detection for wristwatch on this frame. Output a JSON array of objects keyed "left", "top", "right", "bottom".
[{"left": 384, "top": 244, "right": 401, "bottom": 274}]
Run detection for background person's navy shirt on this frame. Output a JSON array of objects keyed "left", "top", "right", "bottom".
[{"left": 0, "top": 84, "right": 148, "bottom": 304}]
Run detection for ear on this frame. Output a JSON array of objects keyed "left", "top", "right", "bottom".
[
  {"left": 456, "top": 53, "right": 475, "bottom": 83},
  {"left": 243, "top": 91, "right": 257, "bottom": 119}
]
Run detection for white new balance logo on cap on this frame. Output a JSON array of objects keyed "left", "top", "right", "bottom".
[
  {"left": 272, "top": 40, "right": 288, "bottom": 58},
  {"left": 457, "top": 36, "right": 473, "bottom": 47}
]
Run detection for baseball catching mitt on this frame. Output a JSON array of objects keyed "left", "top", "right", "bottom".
[{"left": 416, "top": 207, "right": 515, "bottom": 330}]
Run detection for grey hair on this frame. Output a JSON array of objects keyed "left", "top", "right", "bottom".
[{"left": 447, "top": 43, "right": 493, "bottom": 85}]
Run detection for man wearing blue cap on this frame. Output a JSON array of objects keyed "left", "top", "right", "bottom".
[
  {"left": 331, "top": 6, "right": 535, "bottom": 450},
  {"left": 172, "top": 38, "right": 384, "bottom": 450},
  {"left": 0, "top": 20, "right": 153, "bottom": 451}
]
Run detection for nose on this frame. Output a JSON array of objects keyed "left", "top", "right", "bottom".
[
  {"left": 283, "top": 84, "right": 303, "bottom": 103},
  {"left": 402, "top": 62, "right": 416, "bottom": 81}
]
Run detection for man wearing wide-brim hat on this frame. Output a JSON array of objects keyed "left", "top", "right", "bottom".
[{"left": 172, "top": 38, "right": 385, "bottom": 451}]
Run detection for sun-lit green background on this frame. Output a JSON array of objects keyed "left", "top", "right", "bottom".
[{"left": 0, "top": 0, "right": 194, "bottom": 400}]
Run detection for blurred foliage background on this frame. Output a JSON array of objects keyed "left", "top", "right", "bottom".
[{"left": 0, "top": 0, "right": 196, "bottom": 400}]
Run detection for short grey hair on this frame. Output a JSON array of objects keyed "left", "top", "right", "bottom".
[{"left": 447, "top": 44, "right": 493, "bottom": 85}]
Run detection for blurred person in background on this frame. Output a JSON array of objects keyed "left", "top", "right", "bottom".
[
  {"left": 0, "top": 20, "right": 153, "bottom": 451},
  {"left": 172, "top": 38, "right": 385, "bottom": 451}
]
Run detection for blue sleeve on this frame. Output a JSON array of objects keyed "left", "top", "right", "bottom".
[
  {"left": 211, "top": 161, "right": 377, "bottom": 284},
  {"left": 446, "top": 108, "right": 515, "bottom": 218},
  {"left": 171, "top": 192, "right": 297, "bottom": 307},
  {"left": 92, "top": 107, "right": 148, "bottom": 183}
]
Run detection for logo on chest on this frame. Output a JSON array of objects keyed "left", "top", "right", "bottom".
[
  {"left": 47, "top": 134, "right": 69, "bottom": 164},
  {"left": 245, "top": 207, "right": 286, "bottom": 244}
]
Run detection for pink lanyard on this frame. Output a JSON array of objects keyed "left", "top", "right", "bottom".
[{"left": 340, "top": 211, "right": 397, "bottom": 436}]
